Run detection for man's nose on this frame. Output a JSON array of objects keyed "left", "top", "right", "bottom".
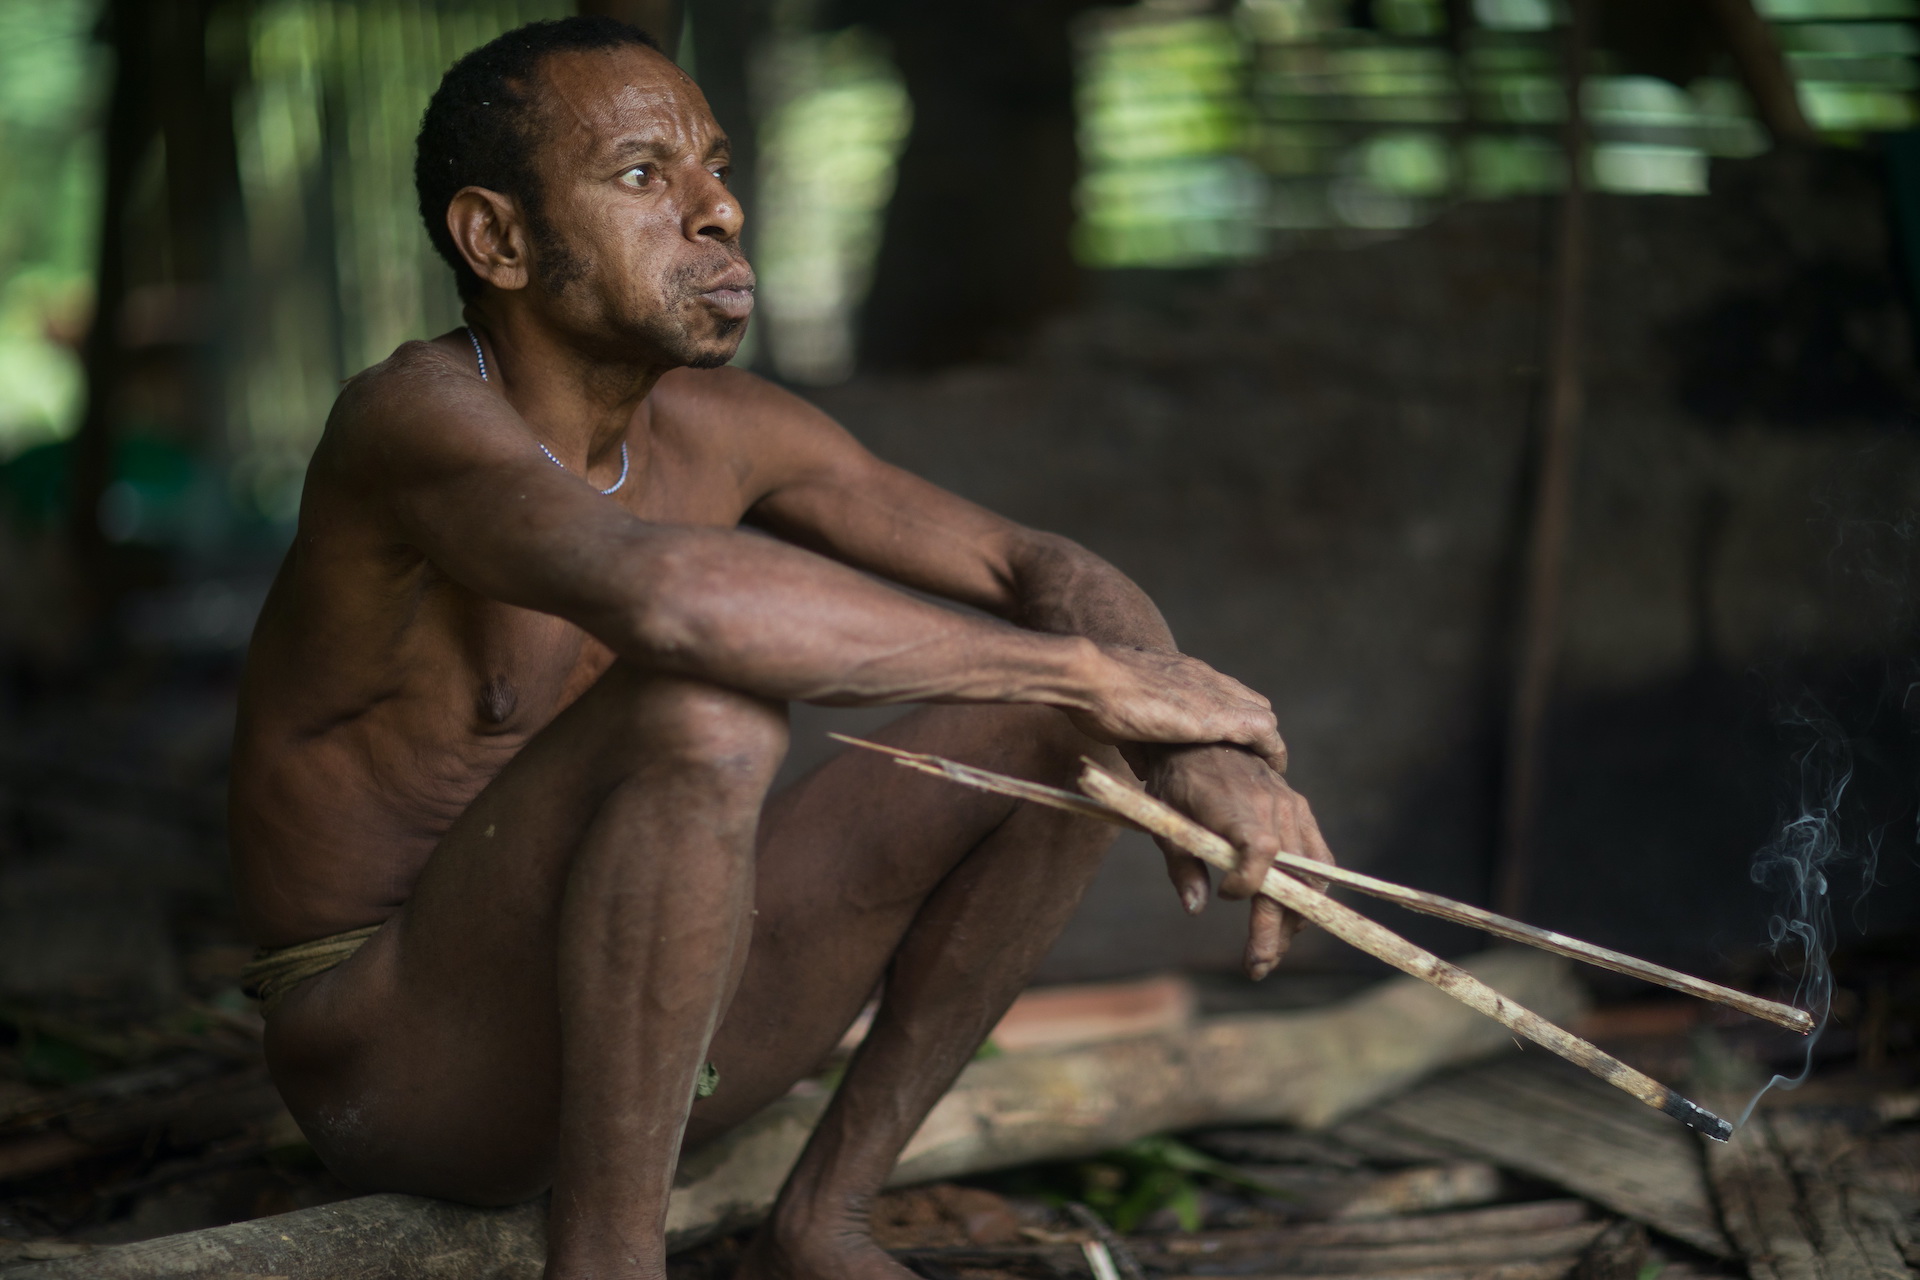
[{"left": 688, "top": 174, "right": 743, "bottom": 242}]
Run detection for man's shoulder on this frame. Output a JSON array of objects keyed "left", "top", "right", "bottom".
[
  {"left": 333, "top": 339, "right": 474, "bottom": 424},
  {"left": 651, "top": 364, "right": 843, "bottom": 450},
  {"left": 322, "top": 338, "right": 487, "bottom": 460},
  {"left": 652, "top": 363, "right": 783, "bottom": 421}
]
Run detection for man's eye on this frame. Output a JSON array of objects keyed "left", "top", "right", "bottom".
[
  {"left": 711, "top": 165, "right": 730, "bottom": 184},
  {"left": 620, "top": 165, "right": 654, "bottom": 188}
]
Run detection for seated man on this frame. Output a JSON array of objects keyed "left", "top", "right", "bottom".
[{"left": 229, "top": 16, "right": 1334, "bottom": 1280}]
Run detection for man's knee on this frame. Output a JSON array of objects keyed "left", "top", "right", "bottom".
[
  {"left": 995, "top": 703, "right": 1121, "bottom": 781},
  {"left": 617, "top": 671, "right": 789, "bottom": 793}
]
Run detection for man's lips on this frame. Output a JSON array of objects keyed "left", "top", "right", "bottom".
[{"left": 696, "top": 271, "right": 756, "bottom": 320}]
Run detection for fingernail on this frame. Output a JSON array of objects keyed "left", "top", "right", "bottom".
[
  {"left": 1183, "top": 884, "right": 1206, "bottom": 914},
  {"left": 1248, "top": 959, "right": 1274, "bottom": 981}
]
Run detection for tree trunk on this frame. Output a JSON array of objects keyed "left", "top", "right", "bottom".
[
  {"left": 849, "top": 0, "right": 1094, "bottom": 370},
  {"left": 66, "top": 0, "right": 157, "bottom": 598}
]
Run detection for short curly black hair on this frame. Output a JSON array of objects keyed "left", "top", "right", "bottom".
[{"left": 415, "top": 16, "right": 663, "bottom": 301}]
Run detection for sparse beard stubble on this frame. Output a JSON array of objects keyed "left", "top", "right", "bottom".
[{"left": 527, "top": 212, "right": 749, "bottom": 369}]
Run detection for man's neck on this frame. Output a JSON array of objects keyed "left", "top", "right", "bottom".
[{"left": 463, "top": 303, "right": 668, "bottom": 466}]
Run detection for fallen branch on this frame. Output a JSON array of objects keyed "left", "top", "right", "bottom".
[
  {"left": 4, "top": 949, "right": 1582, "bottom": 1280},
  {"left": 1145, "top": 1200, "right": 1593, "bottom": 1254}
]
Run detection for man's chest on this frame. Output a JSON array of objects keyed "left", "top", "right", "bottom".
[{"left": 437, "top": 452, "right": 756, "bottom": 734}]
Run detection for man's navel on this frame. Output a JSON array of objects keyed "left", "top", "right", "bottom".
[{"left": 477, "top": 674, "right": 519, "bottom": 726}]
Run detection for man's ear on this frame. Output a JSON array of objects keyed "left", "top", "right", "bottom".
[{"left": 447, "top": 187, "right": 530, "bottom": 292}]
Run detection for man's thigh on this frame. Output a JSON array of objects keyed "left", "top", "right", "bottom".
[
  {"left": 265, "top": 692, "right": 1079, "bottom": 1198},
  {"left": 260, "top": 663, "right": 689, "bottom": 1197}
]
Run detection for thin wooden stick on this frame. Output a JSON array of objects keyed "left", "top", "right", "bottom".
[
  {"left": 830, "top": 735, "right": 1814, "bottom": 1035},
  {"left": 830, "top": 734, "right": 1126, "bottom": 824},
  {"left": 1074, "top": 761, "right": 1733, "bottom": 1142}
]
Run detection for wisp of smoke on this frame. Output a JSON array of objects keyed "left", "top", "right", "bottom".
[{"left": 1735, "top": 711, "right": 1851, "bottom": 1128}]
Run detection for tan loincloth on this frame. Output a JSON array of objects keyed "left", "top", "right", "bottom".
[
  {"left": 237, "top": 923, "right": 722, "bottom": 1097},
  {"left": 240, "top": 925, "right": 382, "bottom": 1015}
]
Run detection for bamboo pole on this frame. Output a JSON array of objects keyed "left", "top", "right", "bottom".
[
  {"left": 1073, "top": 762, "right": 1733, "bottom": 1142},
  {"left": 831, "top": 735, "right": 1812, "bottom": 1035}
]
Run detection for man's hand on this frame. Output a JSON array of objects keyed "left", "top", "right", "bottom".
[
  {"left": 1069, "top": 647, "right": 1289, "bottom": 771},
  {"left": 1132, "top": 743, "right": 1336, "bottom": 980}
]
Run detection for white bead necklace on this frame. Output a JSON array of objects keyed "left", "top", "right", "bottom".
[{"left": 465, "top": 325, "right": 629, "bottom": 496}]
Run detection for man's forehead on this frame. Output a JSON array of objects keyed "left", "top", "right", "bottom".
[{"left": 532, "top": 45, "right": 719, "bottom": 158}]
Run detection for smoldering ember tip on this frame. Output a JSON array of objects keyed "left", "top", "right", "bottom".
[{"left": 1661, "top": 1094, "right": 1735, "bottom": 1143}]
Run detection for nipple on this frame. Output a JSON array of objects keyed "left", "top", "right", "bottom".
[{"left": 478, "top": 675, "right": 518, "bottom": 725}]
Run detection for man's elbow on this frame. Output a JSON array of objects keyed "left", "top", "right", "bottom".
[{"left": 611, "top": 548, "right": 709, "bottom": 670}]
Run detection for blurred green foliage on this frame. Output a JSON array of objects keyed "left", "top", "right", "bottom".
[
  {"left": 0, "top": 0, "right": 103, "bottom": 460},
  {"left": 981, "top": 1134, "right": 1296, "bottom": 1233},
  {"left": 230, "top": 0, "right": 571, "bottom": 523},
  {"left": 1074, "top": 0, "right": 1920, "bottom": 265},
  {"left": 754, "top": 23, "right": 910, "bottom": 385},
  {"left": 0, "top": 0, "right": 1915, "bottom": 502}
]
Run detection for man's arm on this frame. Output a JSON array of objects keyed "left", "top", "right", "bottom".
[
  {"left": 335, "top": 349, "right": 1281, "bottom": 764},
  {"left": 702, "top": 370, "right": 1336, "bottom": 976}
]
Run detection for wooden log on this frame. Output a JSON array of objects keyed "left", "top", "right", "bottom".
[
  {"left": 1705, "top": 1108, "right": 1911, "bottom": 1280},
  {"left": 1148, "top": 1220, "right": 1605, "bottom": 1273},
  {"left": 1, "top": 949, "right": 1583, "bottom": 1280},
  {"left": 0, "top": 1066, "right": 291, "bottom": 1185},
  {"left": 908, "top": 1212, "right": 1607, "bottom": 1280},
  {"left": 1571, "top": 1220, "right": 1647, "bottom": 1280},
  {"left": 0, "top": 1132, "right": 93, "bottom": 1183},
  {"left": 1206, "top": 1266, "right": 1580, "bottom": 1280},
  {"left": 1215, "top": 1160, "right": 1502, "bottom": 1221},
  {"left": 1208, "top": 1263, "right": 1579, "bottom": 1280},
  {"left": 0, "top": 1056, "right": 231, "bottom": 1133},
  {"left": 1144, "top": 1200, "right": 1592, "bottom": 1255},
  {"left": 1334, "top": 1056, "right": 1729, "bottom": 1258},
  {"left": 1327, "top": 1161, "right": 1500, "bottom": 1220}
]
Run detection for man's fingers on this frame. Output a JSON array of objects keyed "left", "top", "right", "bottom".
[
  {"left": 1160, "top": 845, "right": 1210, "bottom": 915},
  {"left": 1249, "top": 723, "right": 1288, "bottom": 774},
  {"left": 1218, "top": 826, "right": 1279, "bottom": 900},
  {"left": 1245, "top": 895, "right": 1288, "bottom": 980}
]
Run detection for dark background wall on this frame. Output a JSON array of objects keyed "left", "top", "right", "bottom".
[
  {"left": 773, "top": 145, "right": 1920, "bottom": 983},
  {"left": 2, "top": 0, "right": 1918, "bottom": 1011}
]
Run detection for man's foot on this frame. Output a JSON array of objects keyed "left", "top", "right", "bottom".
[{"left": 735, "top": 1211, "right": 920, "bottom": 1280}]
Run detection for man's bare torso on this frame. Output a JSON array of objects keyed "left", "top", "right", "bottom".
[{"left": 230, "top": 341, "right": 759, "bottom": 945}]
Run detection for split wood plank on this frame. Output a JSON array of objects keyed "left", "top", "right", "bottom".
[
  {"left": 1331, "top": 1054, "right": 1730, "bottom": 1258},
  {"left": 1154, "top": 1199, "right": 1591, "bottom": 1253},
  {"left": 1570, "top": 1220, "right": 1648, "bottom": 1280},
  {"left": 1706, "top": 1108, "right": 1913, "bottom": 1280},
  {"left": 1181, "top": 1262, "right": 1580, "bottom": 1280},
  {"left": 905, "top": 1207, "right": 1604, "bottom": 1280},
  {"left": 1142, "top": 1219, "right": 1607, "bottom": 1273}
]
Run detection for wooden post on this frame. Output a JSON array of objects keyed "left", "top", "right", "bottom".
[
  {"left": 1495, "top": 0, "right": 1594, "bottom": 919},
  {"left": 1703, "top": 0, "right": 1817, "bottom": 147},
  {"left": 66, "top": 0, "right": 156, "bottom": 605}
]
